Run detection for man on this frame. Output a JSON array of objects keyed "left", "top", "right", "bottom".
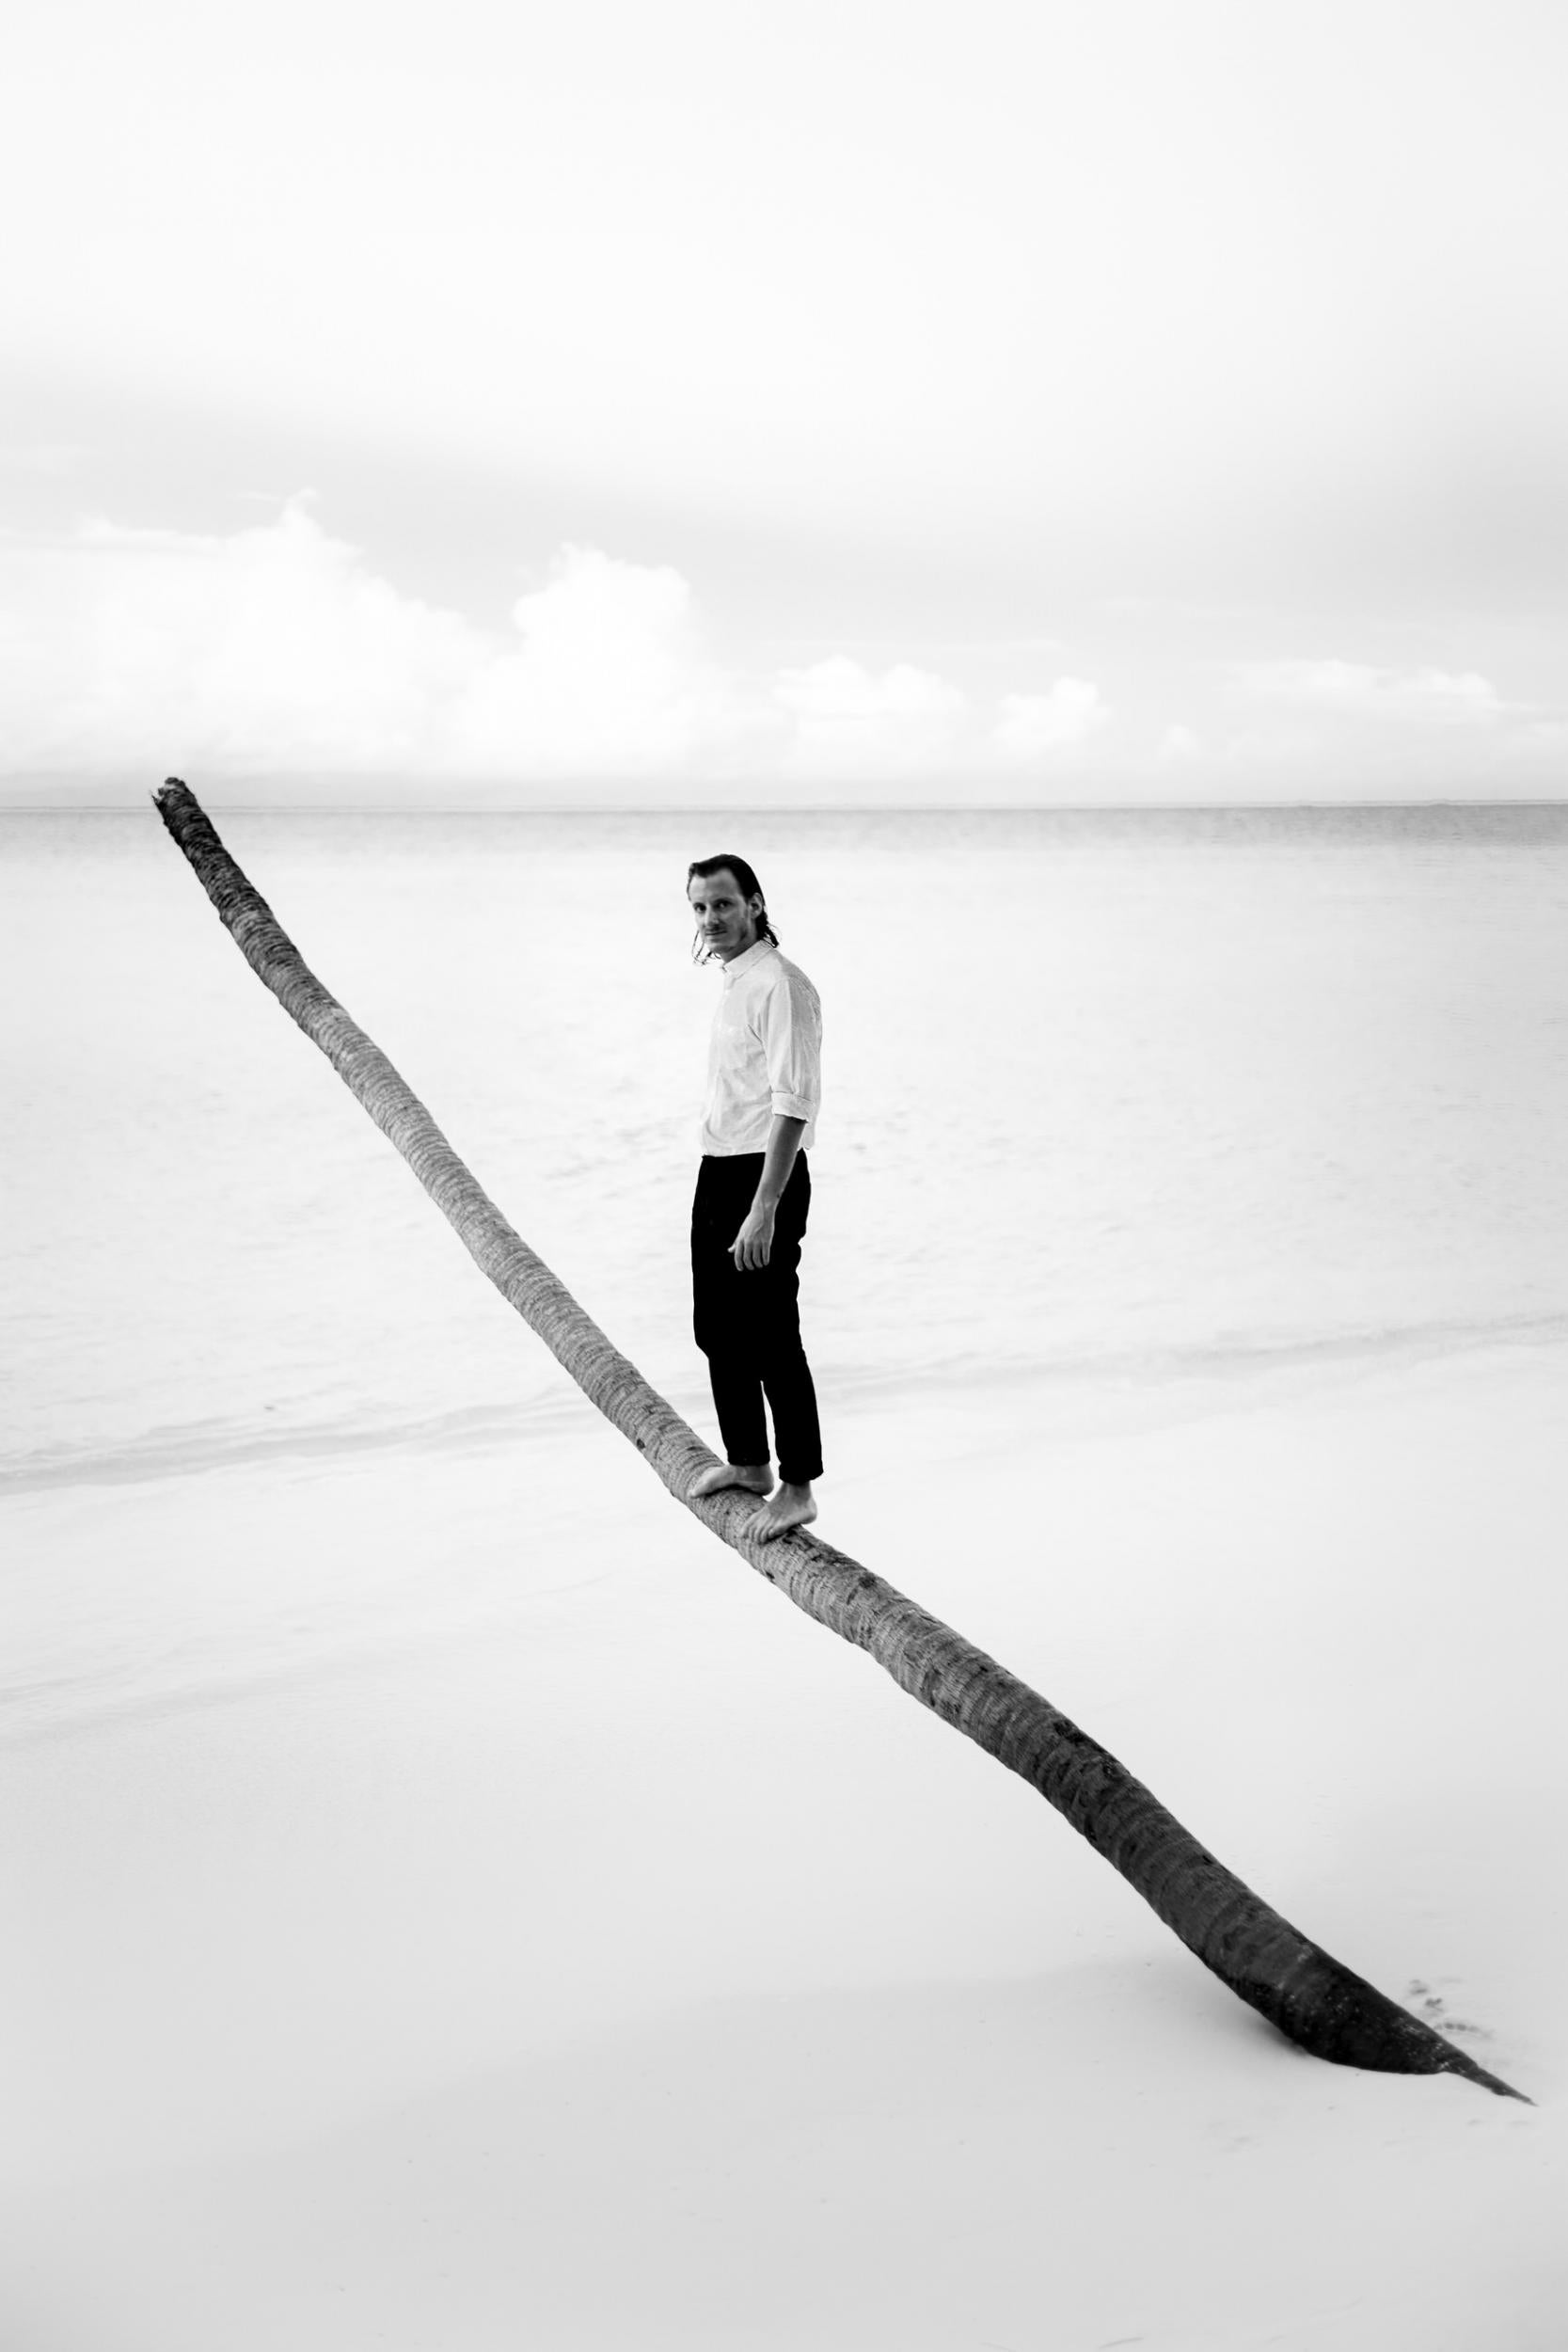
[{"left": 686, "top": 854, "right": 823, "bottom": 1543}]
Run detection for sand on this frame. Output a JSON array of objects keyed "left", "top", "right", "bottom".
[{"left": 2, "top": 1341, "right": 1564, "bottom": 2349}]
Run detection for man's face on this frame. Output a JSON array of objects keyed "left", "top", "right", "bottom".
[{"left": 688, "top": 869, "right": 762, "bottom": 962}]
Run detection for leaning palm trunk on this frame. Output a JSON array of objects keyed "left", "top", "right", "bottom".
[{"left": 153, "top": 777, "right": 1523, "bottom": 2101}]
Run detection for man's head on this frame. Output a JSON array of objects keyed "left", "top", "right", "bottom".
[{"left": 687, "top": 854, "right": 777, "bottom": 962}]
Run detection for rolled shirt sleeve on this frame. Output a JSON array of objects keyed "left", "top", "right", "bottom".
[{"left": 759, "top": 966, "right": 822, "bottom": 1123}]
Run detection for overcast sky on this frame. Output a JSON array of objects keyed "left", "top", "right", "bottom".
[{"left": 4, "top": 0, "right": 1564, "bottom": 804}]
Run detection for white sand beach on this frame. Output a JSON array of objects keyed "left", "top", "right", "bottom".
[{"left": 4, "top": 1342, "right": 1565, "bottom": 2350}]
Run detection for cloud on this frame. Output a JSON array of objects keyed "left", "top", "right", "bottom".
[
  {"left": 770, "top": 658, "right": 967, "bottom": 780},
  {"left": 0, "top": 502, "right": 475, "bottom": 776},
  {"left": 991, "top": 680, "right": 1109, "bottom": 760},
  {"left": 0, "top": 507, "right": 753, "bottom": 789},
  {"left": 9, "top": 502, "right": 1554, "bottom": 806},
  {"left": 0, "top": 504, "right": 1120, "bottom": 800},
  {"left": 450, "top": 546, "right": 758, "bottom": 777},
  {"left": 1157, "top": 723, "right": 1203, "bottom": 766},
  {"left": 1236, "top": 660, "right": 1511, "bottom": 725},
  {"left": 1202, "top": 654, "right": 1568, "bottom": 797}
]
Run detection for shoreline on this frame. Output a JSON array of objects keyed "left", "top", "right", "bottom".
[{"left": 8, "top": 1308, "right": 1565, "bottom": 1499}]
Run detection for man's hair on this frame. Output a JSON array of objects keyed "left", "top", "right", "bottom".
[{"left": 687, "top": 853, "right": 779, "bottom": 953}]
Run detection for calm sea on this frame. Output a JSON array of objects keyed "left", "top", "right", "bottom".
[{"left": 5, "top": 805, "right": 1567, "bottom": 1485}]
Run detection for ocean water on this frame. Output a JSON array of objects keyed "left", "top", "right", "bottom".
[{"left": 5, "top": 804, "right": 1568, "bottom": 1486}]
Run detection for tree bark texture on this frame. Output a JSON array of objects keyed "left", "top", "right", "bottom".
[{"left": 152, "top": 777, "right": 1525, "bottom": 2101}]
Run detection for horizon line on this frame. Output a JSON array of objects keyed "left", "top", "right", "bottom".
[{"left": 4, "top": 796, "right": 1566, "bottom": 818}]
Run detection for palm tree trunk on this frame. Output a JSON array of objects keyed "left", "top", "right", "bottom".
[{"left": 152, "top": 776, "right": 1524, "bottom": 2101}]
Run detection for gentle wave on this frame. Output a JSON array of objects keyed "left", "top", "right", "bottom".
[{"left": 8, "top": 1306, "right": 1565, "bottom": 1497}]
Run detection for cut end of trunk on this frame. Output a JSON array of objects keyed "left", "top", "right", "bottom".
[{"left": 1232, "top": 1958, "right": 1532, "bottom": 2102}]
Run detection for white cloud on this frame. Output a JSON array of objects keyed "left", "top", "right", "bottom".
[
  {"left": 1157, "top": 723, "right": 1203, "bottom": 766},
  {"left": 0, "top": 502, "right": 474, "bottom": 776},
  {"left": 1237, "top": 660, "right": 1510, "bottom": 725},
  {"left": 449, "top": 546, "right": 756, "bottom": 777},
  {"left": 1198, "top": 655, "right": 1568, "bottom": 798},
  {"left": 770, "top": 658, "right": 968, "bottom": 780},
  {"left": 9, "top": 503, "right": 1553, "bottom": 806},
  {"left": 0, "top": 508, "right": 752, "bottom": 789},
  {"left": 991, "top": 680, "right": 1108, "bottom": 760},
  {"left": 0, "top": 505, "right": 1122, "bottom": 799}
]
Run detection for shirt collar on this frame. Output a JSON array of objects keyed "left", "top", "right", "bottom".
[{"left": 721, "top": 939, "right": 777, "bottom": 981}]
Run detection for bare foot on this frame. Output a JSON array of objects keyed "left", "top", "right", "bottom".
[
  {"left": 743, "top": 1482, "right": 818, "bottom": 1544},
  {"left": 689, "top": 1461, "right": 773, "bottom": 1501}
]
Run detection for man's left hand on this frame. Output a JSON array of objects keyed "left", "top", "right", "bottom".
[{"left": 731, "top": 1202, "right": 776, "bottom": 1271}]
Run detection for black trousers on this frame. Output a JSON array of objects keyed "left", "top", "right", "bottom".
[{"left": 690, "top": 1152, "right": 823, "bottom": 1486}]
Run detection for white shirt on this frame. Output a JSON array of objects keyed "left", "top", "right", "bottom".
[{"left": 700, "top": 939, "right": 822, "bottom": 1156}]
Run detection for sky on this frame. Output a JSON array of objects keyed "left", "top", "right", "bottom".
[{"left": 3, "top": 0, "right": 1565, "bottom": 806}]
